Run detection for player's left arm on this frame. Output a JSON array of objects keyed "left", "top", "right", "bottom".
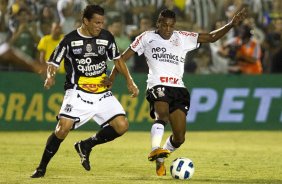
[{"left": 198, "top": 8, "right": 247, "bottom": 43}]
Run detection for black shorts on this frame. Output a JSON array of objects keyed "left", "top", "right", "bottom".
[{"left": 146, "top": 85, "right": 191, "bottom": 119}]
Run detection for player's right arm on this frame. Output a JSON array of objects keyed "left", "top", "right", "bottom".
[
  {"left": 43, "top": 38, "right": 67, "bottom": 90},
  {"left": 109, "top": 48, "right": 135, "bottom": 83},
  {"left": 44, "top": 64, "right": 57, "bottom": 90}
]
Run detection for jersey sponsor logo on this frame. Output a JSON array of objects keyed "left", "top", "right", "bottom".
[
  {"left": 77, "top": 93, "right": 93, "bottom": 104},
  {"left": 131, "top": 34, "right": 144, "bottom": 49},
  {"left": 160, "top": 76, "right": 179, "bottom": 84},
  {"left": 73, "top": 48, "right": 82, "bottom": 55},
  {"left": 99, "top": 91, "right": 113, "bottom": 101},
  {"left": 71, "top": 40, "right": 83, "bottom": 47},
  {"left": 98, "top": 46, "right": 105, "bottom": 55},
  {"left": 179, "top": 31, "right": 197, "bottom": 37},
  {"left": 78, "top": 74, "right": 108, "bottom": 93},
  {"left": 76, "top": 58, "right": 106, "bottom": 76},
  {"left": 96, "top": 39, "right": 108, "bottom": 46},
  {"left": 152, "top": 47, "right": 179, "bottom": 64}
]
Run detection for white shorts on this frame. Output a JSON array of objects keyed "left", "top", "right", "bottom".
[{"left": 57, "top": 89, "right": 125, "bottom": 129}]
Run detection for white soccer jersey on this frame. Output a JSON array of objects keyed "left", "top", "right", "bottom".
[{"left": 130, "top": 30, "right": 200, "bottom": 88}]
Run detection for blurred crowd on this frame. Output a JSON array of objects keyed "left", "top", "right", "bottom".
[{"left": 0, "top": 0, "right": 281, "bottom": 74}]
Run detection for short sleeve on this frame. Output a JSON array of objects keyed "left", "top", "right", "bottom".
[
  {"left": 130, "top": 32, "right": 147, "bottom": 56},
  {"left": 178, "top": 31, "right": 200, "bottom": 51},
  {"left": 107, "top": 34, "right": 120, "bottom": 60},
  {"left": 47, "top": 38, "right": 67, "bottom": 67}
]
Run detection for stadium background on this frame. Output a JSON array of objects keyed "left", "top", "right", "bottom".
[
  {"left": 0, "top": 0, "right": 282, "bottom": 131},
  {"left": 0, "top": 1, "right": 282, "bottom": 184}
]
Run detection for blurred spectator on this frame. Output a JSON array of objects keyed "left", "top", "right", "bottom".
[
  {"left": 37, "top": 22, "right": 65, "bottom": 73},
  {"left": 38, "top": 4, "right": 58, "bottom": 36},
  {"left": 130, "top": 15, "right": 153, "bottom": 73},
  {"left": 57, "top": 0, "right": 88, "bottom": 34},
  {"left": 124, "top": 0, "right": 156, "bottom": 25},
  {"left": 8, "top": 8, "right": 39, "bottom": 59},
  {"left": 101, "top": 0, "right": 125, "bottom": 24},
  {"left": 208, "top": 20, "right": 230, "bottom": 74},
  {"left": 185, "top": 0, "right": 217, "bottom": 31},
  {"left": 107, "top": 16, "right": 132, "bottom": 70},
  {"left": 222, "top": 25, "right": 263, "bottom": 74},
  {"left": 0, "top": 0, "right": 9, "bottom": 41},
  {"left": 153, "top": 0, "right": 185, "bottom": 23},
  {"left": 268, "top": 18, "right": 282, "bottom": 73}
]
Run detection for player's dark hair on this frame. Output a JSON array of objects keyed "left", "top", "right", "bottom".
[
  {"left": 158, "top": 9, "right": 176, "bottom": 22},
  {"left": 82, "top": 4, "right": 104, "bottom": 20}
]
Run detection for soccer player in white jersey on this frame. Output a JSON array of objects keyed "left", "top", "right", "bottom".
[
  {"left": 109, "top": 8, "right": 246, "bottom": 176},
  {"left": 31, "top": 5, "right": 139, "bottom": 178}
]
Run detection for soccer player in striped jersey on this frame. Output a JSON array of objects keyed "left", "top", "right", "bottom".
[{"left": 31, "top": 4, "right": 139, "bottom": 178}]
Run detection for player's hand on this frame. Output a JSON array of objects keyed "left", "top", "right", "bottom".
[
  {"left": 231, "top": 8, "right": 247, "bottom": 26},
  {"left": 127, "top": 81, "right": 139, "bottom": 98},
  {"left": 44, "top": 77, "right": 55, "bottom": 90},
  {"left": 101, "top": 76, "right": 113, "bottom": 89}
]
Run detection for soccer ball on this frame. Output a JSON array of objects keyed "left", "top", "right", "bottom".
[{"left": 170, "top": 157, "right": 195, "bottom": 180}]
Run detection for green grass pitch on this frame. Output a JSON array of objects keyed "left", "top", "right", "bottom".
[{"left": 0, "top": 131, "right": 281, "bottom": 184}]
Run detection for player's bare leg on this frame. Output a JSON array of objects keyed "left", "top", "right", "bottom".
[
  {"left": 164, "top": 109, "right": 187, "bottom": 152},
  {"left": 31, "top": 118, "right": 73, "bottom": 178},
  {"left": 74, "top": 115, "right": 128, "bottom": 171}
]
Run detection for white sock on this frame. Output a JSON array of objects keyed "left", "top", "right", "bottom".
[
  {"left": 151, "top": 123, "right": 164, "bottom": 151},
  {"left": 163, "top": 136, "right": 177, "bottom": 153},
  {"left": 156, "top": 157, "right": 164, "bottom": 163}
]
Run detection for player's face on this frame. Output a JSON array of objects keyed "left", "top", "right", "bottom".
[
  {"left": 85, "top": 14, "right": 105, "bottom": 37},
  {"left": 157, "top": 18, "right": 175, "bottom": 40}
]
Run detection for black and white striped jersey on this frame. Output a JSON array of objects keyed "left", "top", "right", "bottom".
[{"left": 48, "top": 29, "right": 120, "bottom": 93}]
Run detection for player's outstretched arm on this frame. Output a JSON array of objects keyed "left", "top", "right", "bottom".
[
  {"left": 0, "top": 44, "right": 47, "bottom": 75},
  {"left": 113, "top": 49, "right": 139, "bottom": 97},
  {"left": 198, "top": 8, "right": 247, "bottom": 43},
  {"left": 44, "top": 64, "right": 57, "bottom": 90},
  {"left": 108, "top": 47, "right": 136, "bottom": 90}
]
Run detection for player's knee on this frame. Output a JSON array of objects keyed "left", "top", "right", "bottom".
[
  {"left": 110, "top": 117, "right": 129, "bottom": 135},
  {"left": 55, "top": 127, "right": 70, "bottom": 139},
  {"left": 156, "top": 113, "right": 169, "bottom": 123},
  {"left": 118, "top": 120, "right": 129, "bottom": 135},
  {"left": 55, "top": 119, "right": 73, "bottom": 139}
]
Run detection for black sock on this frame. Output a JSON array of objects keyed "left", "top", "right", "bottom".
[
  {"left": 38, "top": 132, "right": 64, "bottom": 169},
  {"left": 82, "top": 125, "right": 121, "bottom": 150}
]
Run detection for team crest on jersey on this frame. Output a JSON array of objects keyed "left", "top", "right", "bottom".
[
  {"left": 86, "top": 44, "right": 92, "bottom": 52},
  {"left": 98, "top": 46, "right": 105, "bottom": 55},
  {"left": 170, "top": 38, "right": 180, "bottom": 46},
  {"left": 156, "top": 87, "right": 165, "bottom": 97},
  {"left": 64, "top": 104, "right": 73, "bottom": 113}
]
